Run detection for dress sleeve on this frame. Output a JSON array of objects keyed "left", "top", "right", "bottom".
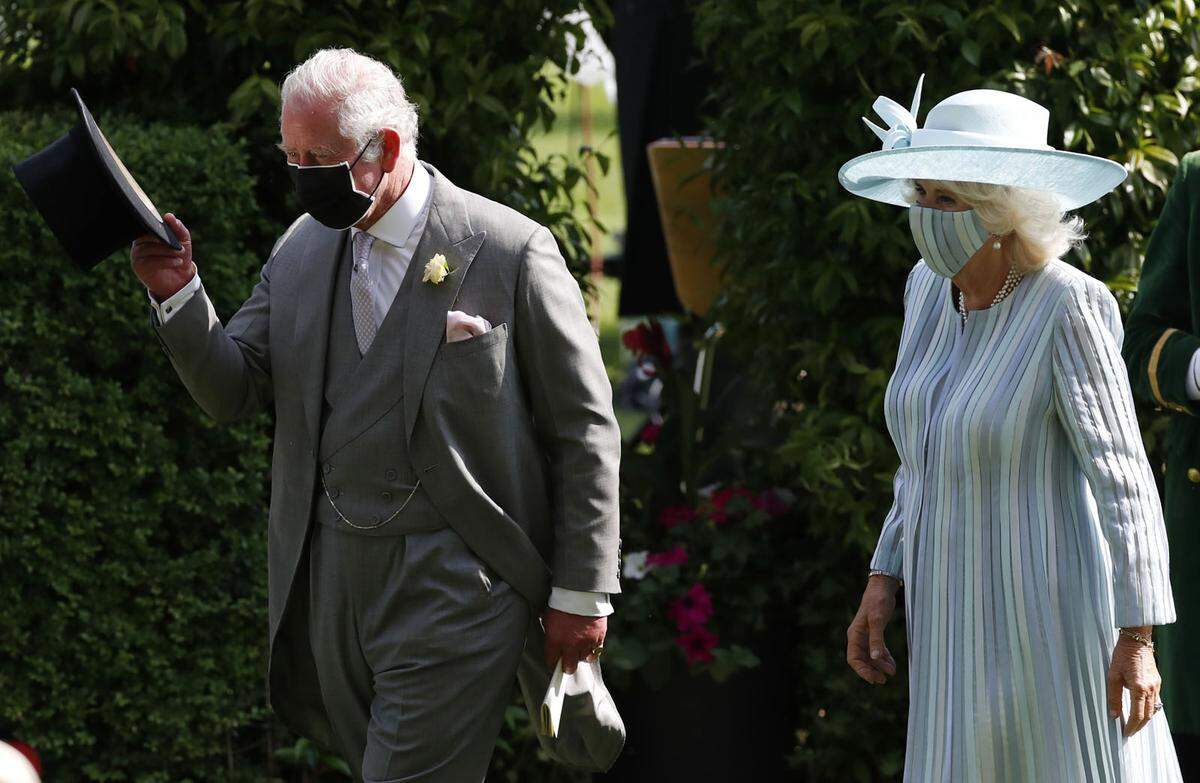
[
  {"left": 1052, "top": 279, "right": 1176, "bottom": 627},
  {"left": 870, "top": 264, "right": 922, "bottom": 582},
  {"left": 870, "top": 466, "right": 907, "bottom": 581}
]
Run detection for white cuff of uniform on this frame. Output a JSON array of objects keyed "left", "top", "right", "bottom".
[
  {"left": 1187, "top": 348, "right": 1200, "bottom": 401},
  {"left": 148, "top": 273, "right": 201, "bottom": 325},
  {"left": 548, "top": 587, "right": 613, "bottom": 617}
]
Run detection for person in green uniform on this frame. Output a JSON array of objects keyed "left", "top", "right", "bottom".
[{"left": 1123, "top": 150, "right": 1200, "bottom": 778}]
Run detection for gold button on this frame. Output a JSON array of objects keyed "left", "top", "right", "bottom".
[{"left": 1188, "top": 468, "right": 1200, "bottom": 484}]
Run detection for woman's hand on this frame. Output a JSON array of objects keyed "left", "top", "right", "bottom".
[
  {"left": 1107, "top": 627, "right": 1161, "bottom": 737},
  {"left": 846, "top": 574, "right": 900, "bottom": 684}
]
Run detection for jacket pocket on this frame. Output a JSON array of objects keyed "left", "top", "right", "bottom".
[{"left": 437, "top": 321, "right": 509, "bottom": 360}]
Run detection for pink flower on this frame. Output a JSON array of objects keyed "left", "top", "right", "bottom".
[
  {"left": 666, "top": 583, "right": 714, "bottom": 632},
  {"left": 646, "top": 545, "right": 688, "bottom": 568},
  {"left": 657, "top": 505, "right": 697, "bottom": 530},
  {"left": 677, "top": 626, "right": 719, "bottom": 665}
]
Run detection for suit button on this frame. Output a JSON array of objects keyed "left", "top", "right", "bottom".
[
  {"left": 381, "top": 491, "right": 393, "bottom": 502},
  {"left": 385, "top": 469, "right": 398, "bottom": 481},
  {"left": 1188, "top": 468, "right": 1200, "bottom": 484},
  {"left": 323, "top": 464, "right": 333, "bottom": 475}
]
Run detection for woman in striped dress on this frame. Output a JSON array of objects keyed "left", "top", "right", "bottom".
[{"left": 838, "top": 79, "right": 1183, "bottom": 781}]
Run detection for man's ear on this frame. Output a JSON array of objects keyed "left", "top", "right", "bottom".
[{"left": 380, "top": 128, "right": 403, "bottom": 173}]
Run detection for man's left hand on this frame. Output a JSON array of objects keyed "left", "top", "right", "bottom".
[{"left": 543, "top": 608, "right": 606, "bottom": 674}]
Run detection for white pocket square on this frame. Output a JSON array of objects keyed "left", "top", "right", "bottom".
[{"left": 445, "top": 310, "right": 492, "bottom": 343}]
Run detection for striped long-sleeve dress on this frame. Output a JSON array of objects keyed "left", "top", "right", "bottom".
[{"left": 873, "top": 258, "right": 1181, "bottom": 782}]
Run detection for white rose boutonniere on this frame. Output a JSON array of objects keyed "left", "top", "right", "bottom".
[{"left": 423, "top": 253, "right": 451, "bottom": 285}]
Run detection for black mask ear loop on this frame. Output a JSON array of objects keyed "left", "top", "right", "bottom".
[{"left": 349, "top": 134, "right": 386, "bottom": 199}]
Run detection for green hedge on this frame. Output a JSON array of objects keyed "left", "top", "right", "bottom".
[
  {"left": 0, "top": 112, "right": 273, "bottom": 780},
  {"left": 693, "top": 1, "right": 1200, "bottom": 780}
]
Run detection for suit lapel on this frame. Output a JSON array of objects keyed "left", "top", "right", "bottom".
[
  {"left": 403, "top": 166, "right": 486, "bottom": 445},
  {"left": 292, "top": 224, "right": 348, "bottom": 455}
]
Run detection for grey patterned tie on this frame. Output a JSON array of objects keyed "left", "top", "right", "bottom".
[{"left": 350, "top": 231, "right": 378, "bottom": 355}]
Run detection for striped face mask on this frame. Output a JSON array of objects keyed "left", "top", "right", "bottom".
[{"left": 908, "top": 205, "right": 990, "bottom": 278}]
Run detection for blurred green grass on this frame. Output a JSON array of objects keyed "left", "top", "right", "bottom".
[
  {"left": 531, "top": 75, "right": 625, "bottom": 257},
  {"left": 530, "top": 72, "right": 646, "bottom": 440}
]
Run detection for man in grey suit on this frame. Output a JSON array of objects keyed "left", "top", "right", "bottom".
[{"left": 129, "top": 48, "right": 621, "bottom": 782}]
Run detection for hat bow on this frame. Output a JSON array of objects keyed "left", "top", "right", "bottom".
[{"left": 862, "top": 74, "right": 924, "bottom": 151}]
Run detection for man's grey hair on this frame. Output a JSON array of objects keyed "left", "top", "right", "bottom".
[{"left": 280, "top": 48, "right": 419, "bottom": 163}]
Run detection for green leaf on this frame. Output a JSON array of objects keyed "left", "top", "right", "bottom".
[
  {"left": 961, "top": 39, "right": 981, "bottom": 66},
  {"left": 1143, "top": 144, "right": 1179, "bottom": 167},
  {"left": 992, "top": 10, "right": 1021, "bottom": 40}
]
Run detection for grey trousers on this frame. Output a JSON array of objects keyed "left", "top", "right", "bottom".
[{"left": 307, "top": 523, "right": 530, "bottom": 783}]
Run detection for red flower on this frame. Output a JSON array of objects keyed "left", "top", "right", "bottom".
[
  {"left": 753, "top": 488, "right": 791, "bottom": 517},
  {"left": 666, "top": 583, "right": 714, "bottom": 632},
  {"left": 639, "top": 420, "right": 663, "bottom": 444},
  {"left": 657, "top": 505, "right": 697, "bottom": 529},
  {"left": 708, "top": 486, "right": 755, "bottom": 524},
  {"left": 621, "top": 319, "right": 672, "bottom": 365},
  {"left": 646, "top": 545, "right": 688, "bottom": 567},
  {"left": 621, "top": 325, "right": 646, "bottom": 353},
  {"left": 677, "top": 625, "right": 719, "bottom": 665}
]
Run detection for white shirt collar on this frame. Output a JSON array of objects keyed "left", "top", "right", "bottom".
[{"left": 356, "top": 160, "right": 431, "bottom": 248}]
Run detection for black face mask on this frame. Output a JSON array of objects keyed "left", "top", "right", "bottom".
[{"left": 287, "top": 138, "right": 383, "bottom": 230}]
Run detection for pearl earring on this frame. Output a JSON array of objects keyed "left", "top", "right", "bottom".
[{"left": 992, "top": 237, "right": 1002, "bottom": 251}]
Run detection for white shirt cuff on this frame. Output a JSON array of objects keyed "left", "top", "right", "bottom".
[
  {"left": 148, "top": 273, "right": 201, "bottom": 325},
  {"left": 548, "top": 587, "right": 613, "bottom": 617},
  {"left": 1187, "top": 348, "right": 1200, "bottom": 401}
]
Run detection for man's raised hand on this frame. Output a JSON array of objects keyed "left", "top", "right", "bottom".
[{"left": 131, "top": 213, "right": 195, "bottom": 302}]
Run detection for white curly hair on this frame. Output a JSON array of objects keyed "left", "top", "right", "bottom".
[{"left": 280, "top": 48, "right": 419, "bottom": 164}]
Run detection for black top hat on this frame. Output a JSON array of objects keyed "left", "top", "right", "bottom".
[{"left": 12, "top": 88, "right": 181, "bottom": 270}]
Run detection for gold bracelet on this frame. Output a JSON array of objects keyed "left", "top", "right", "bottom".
[
  {"left": 868, "top": 569, "right": 903, "bottom": 587},
  {"left": 1119, "top": 628, "right": 1155, "bottom": 650}
]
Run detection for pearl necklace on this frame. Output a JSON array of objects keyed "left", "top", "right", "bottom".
[{"left": 957, "top": 265, "right": 1023, "bottom": 326}]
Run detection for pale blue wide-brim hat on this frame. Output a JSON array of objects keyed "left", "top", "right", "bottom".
[{"left": 838, "top": 75, "right": 1128, "bottom": 211}]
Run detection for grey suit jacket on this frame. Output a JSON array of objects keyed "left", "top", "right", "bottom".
[{"left": 151, "top": 163, "right": 622, "bottom": 746}]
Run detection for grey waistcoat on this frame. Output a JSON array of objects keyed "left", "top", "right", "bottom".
[{"left": 312, "top": 235, "right": 445, "bottom": 537}]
